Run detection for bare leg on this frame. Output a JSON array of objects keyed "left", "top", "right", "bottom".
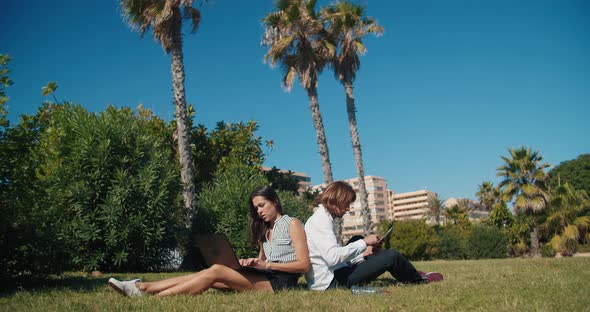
[
  {"left": 156, "top": 264, "right": 272, "bottom": 297},
  {"left": 138, "top": 272, "right": 199, "bottom": 294}
]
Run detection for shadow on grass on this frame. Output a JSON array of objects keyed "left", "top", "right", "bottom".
[
  {"left": 368, "top": 277, "right": 399, "bottom": 287},
  {"left": 0, "top": 275, "right": 110, "bottom": 297}
]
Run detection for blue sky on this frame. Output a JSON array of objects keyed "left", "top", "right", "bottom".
[{"left": 2, "top": 0, "right": 589, "bottom": 201}]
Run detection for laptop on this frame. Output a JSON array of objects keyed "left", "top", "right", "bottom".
[{"left": 193, "top": 233, "right": 268, "bottom": 274}]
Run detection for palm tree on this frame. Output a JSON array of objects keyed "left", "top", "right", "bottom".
[
  {"left": 321, "top": 0, "right": 383, "bottom": 235},
  {"left": 262, "top": 0, "right": 335, "bottom": 184},
  {"left": 497, "top": 146, "right": 550, "bottom": 257},
  {"left": 476, "top": 181, "right": 503, "bottom": 211},
  {"left": 443, "top": 204, "right": 469, "bottom": 226},
  {"left": 121, "top": 0, "right": 200, "bottom": 212},
  {"left": 545, "top": 182, "right": 590, "bottom": 256},
  {"left": 427, "top": 196, "right": 443, "bottom": 225}
]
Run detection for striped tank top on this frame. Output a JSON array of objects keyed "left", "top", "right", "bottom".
[{"left": 263, "top": 215, "right": 297, "bottom": 263}]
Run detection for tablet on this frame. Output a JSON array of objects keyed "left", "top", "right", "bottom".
[{"left": 377, "top": 225, "right": 393, "bottom": 245}]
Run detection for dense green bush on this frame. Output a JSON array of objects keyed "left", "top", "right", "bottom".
[
  {"left": 191, "top": 121, "right": 264, "bottom": 192},
  {"left": 278, "top": 190, "right": 314, "bottom": 223},
  {"left": 466, "top": 225, "right": 508, "bottom": 259},
  {"left": 1, "top": 58, "right": 70, "bottom": 282},
  {"left": 387, "top": 220, "right": 438, "bottom": 261},
  {"left": 547, "top": 154, "right": 590, "bottom": 195},
  {"left": 35, "top": 104, "right": 183, "bottom": 272},
  {"left": 196, "top": 160, "right": 269, "bottom": 259},
  {"left": 1, "top": 105, "right": 71, "bottom": 283},
  {"left": 436, "top": 225, "right": 468, "bottom": 260},
  {"left": 195, "top": 160, "right": 312, "bottom": 261}
]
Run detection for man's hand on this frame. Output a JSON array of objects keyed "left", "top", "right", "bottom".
[{"left": 363, "top": 234, "right": 379, "bottom": 246}]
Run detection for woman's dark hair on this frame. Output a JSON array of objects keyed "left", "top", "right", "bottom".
[
  {"left": 249, "top": 185, "right": 284, "bottom": 246},
  {"left": 319, "top": 181, "right": 356, "bottom": 217}
]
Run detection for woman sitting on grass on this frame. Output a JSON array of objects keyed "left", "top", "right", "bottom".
[
  {"left": 305, "top": 181, "right": 443, "bottom": 290},
  {"left": 108, "top": 185, "right": 310, "bottom": 297}
]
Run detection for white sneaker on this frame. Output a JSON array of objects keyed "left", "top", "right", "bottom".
[{"left": 108, "top": 278, "right": 144, "bottom": 297}]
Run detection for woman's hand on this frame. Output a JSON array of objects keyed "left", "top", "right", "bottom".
[
  {"left": 239, "top": 258, "right": 259, "bottom": 266},
  {"left": 363, "top": 234, "right": 380, "bottom": 246},
  {"left": 248, "top": 258, "right": 268, "bottom": 270},
  {"left": 363, "top": 245, "right": 380, "bottom": 258}
]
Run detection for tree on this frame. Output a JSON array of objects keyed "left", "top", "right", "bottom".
[
  {"left": 427, "top": 196, "right": 443, "bottom": 225},
  {"left": 476, "top": 181, "right": 503, "bottom": 211},
  {"left": 544, "top": 182, "right": 590, "bottom": 256},
  {"left": 443, "top": 204, "right": 470, "bottom": 227},
  {"left": 547, "top": 154, "right": 590, "bottom": 195},
  {"left": 191, "top": 121, "right": 265, "bottom": 192},
  {"left": 497, "top": 146, "right": 550, "bottom": 257},
  {"left": 0, "top": 54, "right": 12, "bottom": 108},
  {"left": 486, "top": 201, "right": 514, "bottom": 230},
  {"left": 262, "top": 0, "right": 335, "bottom": 184},
  {"left": 121, "top": 0, "right": 201, "bottom": 213},
  {"left": 321, "top": 0, "right": 383, "bottom": 235},
  {"left": 263, "top": 166, "right": 300, "bottom": 194}
]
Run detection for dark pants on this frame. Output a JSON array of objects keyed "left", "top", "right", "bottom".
[{"left": 329, "top": 238, "right": 423, "bottom": 288}]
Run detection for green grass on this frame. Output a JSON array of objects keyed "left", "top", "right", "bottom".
[{"left": 2, "top": 257, "right": 589, "bottom": 312}]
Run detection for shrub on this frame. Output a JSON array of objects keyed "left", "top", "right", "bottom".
[
  {"left": 191, "top": 121, "right": 264, "bottom": 192},
  {"left": 1, "top": 105, "right": 71, "bottom": 283},
  {"left": 278, "top": 190, "right": 314, "bottom": 223},
  {"left": 466, "top": 225, "right": 508, "bottom": 259},
  {"left": 510, "top": 240, "right": 529, "bottom": 257},
  {"left": 436, "top": 225, "right": 468, "bottom": 260},
  {"left": 387, "top": 220, "right": 437, "bottom": 260},
  {"left": 36, "top": 104, "right": 183, "bottom": 272},
  {"left": 196, "top": 160, "right": 269, "bottom": 259}
]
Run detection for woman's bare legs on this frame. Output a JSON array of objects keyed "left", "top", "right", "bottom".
[
  {"left": 138, "top": 272, "right": 234, "bottom": 294},
  {"left": 138, "top": 273, "right": 198, "bottom": 294},
  {"left": 156, "top": 264, "right": 272, "bottom": 297}
]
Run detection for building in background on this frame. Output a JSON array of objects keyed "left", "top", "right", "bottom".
[
  {"left": 261, "top": 166, "right": 311, "bottom": 192},
  {"left": 314, "top": 176, "right": 389, "bottom": 239},
  {"left": 442, "top": 198, "right": 490, "bottom": 224},
  {"left": 389, "top": 190, "right": 437, "bottom": 224}
]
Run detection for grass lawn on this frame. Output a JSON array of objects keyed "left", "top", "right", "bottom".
[{"left": 2, "top": 257, "right": 589, "bottom": 312}]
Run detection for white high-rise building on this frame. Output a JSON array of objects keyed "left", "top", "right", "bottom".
[
  {"left": 389, "top": 190, "right": 437, "bottom": 224},
  {"left": 314, "top": 176, "right": 389, "bottom": 239}
]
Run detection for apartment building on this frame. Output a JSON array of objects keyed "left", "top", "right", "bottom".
[
  {"left": 389, "top": 190, "right": 437, "bottom": 224},
  {"left": 314, "top": 176, "right": 389, "bottom": 239}
]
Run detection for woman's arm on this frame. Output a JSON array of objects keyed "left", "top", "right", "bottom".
[
  {"left": 264, "top": 218, "right": 311, "bottom": 274},
  {"left": 307, "top": 214, "right": 367, "bottom": 267}
]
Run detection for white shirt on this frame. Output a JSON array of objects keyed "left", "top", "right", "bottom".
[{"left": 304, "top": 205, "right": 367, "bottom": 290}]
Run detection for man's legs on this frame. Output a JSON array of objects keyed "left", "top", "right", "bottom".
[{"left": 346, "top": 249, "right": 423, "bottom": 287}]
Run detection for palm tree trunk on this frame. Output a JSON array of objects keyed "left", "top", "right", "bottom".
[
  {"left": 530, "top": 225, "right": 541, "bottom": 257},
  {"left": 344, "top": 81, "right": 371, "bottom": 235},
  {"left": 305, "top": 84, "right": 333, "bottom": 184},
  {"left": 306, "top": 83, "right": 339, "bottom": 241},
  {"left": 170, "top": 43, "right": 196, "bottom": 213}
]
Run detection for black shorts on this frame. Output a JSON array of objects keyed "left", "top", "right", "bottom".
[{"left": 266, "top": 270, "right": 300, "bottom": 291}]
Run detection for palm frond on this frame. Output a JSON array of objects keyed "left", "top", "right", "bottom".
[
  {"left": 574, "top": 216, "right": 590, "bottom": 229},
  {"left": 563, "top": 224, "right": 580, "bottom": 241}
]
